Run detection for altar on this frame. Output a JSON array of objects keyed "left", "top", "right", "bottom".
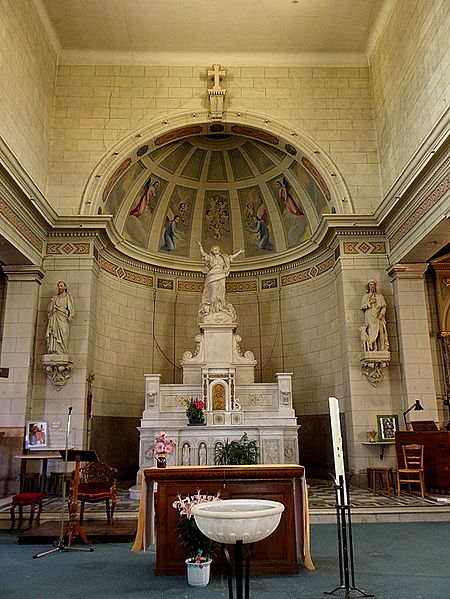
[
  {"left": 132, "top": 465, "right": 314, "bottom": 575},
  {"left": 136, "top": 245, "right": 300, "bottom": 487}
]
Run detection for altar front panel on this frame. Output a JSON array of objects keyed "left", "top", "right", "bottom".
[{"left": 140, "top": 465, "right": 313, "bottom": 576}]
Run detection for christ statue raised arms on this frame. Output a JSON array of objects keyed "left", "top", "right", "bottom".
[{"left": 197, "top": 242, "right": 244, "bottom": 311}]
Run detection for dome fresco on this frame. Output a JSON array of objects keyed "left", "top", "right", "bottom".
[{"left": 102, "top": 133, "right": 332, "bottom": 261}]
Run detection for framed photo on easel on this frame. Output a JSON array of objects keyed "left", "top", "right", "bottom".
[
  {"left": 376, "top": 414, "right": 399, "bottom": 441},
  {"left": 25, "top": 420, "right": 48, "bottom": 449}
]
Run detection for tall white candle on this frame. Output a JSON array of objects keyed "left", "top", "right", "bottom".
[{"left": 329, "top": 396, "right": 346, "bottom": 501}]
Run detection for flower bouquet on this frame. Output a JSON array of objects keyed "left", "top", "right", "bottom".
[
  {"left": 145, "top": 430, "right": 176, "bottom": 467},
  {"left": 173, "top": 490, "right": 221, "bottom": 563},
  {"left": 185, "top": 397, "right": 206, "bottom": 425}
]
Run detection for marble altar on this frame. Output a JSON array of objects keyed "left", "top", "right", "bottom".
[{"left": 136, "top": 245, "right": 299, "bottom": 479}]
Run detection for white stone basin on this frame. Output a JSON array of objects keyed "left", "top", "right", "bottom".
[{"left": 191, "top": 498, "right": 285, "bottom": 545}]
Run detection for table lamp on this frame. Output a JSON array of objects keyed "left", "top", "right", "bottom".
[{"left": 402, "top": 399, "right": 424, "bottom": 430}]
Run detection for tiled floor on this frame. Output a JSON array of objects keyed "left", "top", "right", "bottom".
[{"left": 1, "top": 478, "right": 449, "bottom": 524}]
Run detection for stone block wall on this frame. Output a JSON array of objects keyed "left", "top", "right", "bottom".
[
  {"left": 0, "top": 0, "right": 56, "bottom": 192},
  {"left": 50, "top": 64, "right": 382, "bottom": 215},
  {"left": 370, "top": 0, "right": 450, "bottom": 193}
]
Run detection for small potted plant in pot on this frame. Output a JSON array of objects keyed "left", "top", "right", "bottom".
[
  {"left": 185, "top": 396, "right": 206, "bottom": 425},
  {"left": 172, "top": 490, "right": 221, "bottom": 587},
  {"left": 214, "top": 433, "right": 259, "bottom": 465}
]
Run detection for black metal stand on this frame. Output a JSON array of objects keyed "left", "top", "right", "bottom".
[
  {"left": 33, "top": 407, "right": 94, "bottom": 559},
  {"left": 221, "top": 541, "right": 256, "bottom": 599},
  {"left": 324, "top": 475, "right": 373, "bottom": 599}
]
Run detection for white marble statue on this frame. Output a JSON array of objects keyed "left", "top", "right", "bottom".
[
  {"left": 197, "top": 242, "right": 244, "bottom": 321},
  {"left": 45, "top": 281, "right": 75, "bottom": 355},
  {"left": 360, "top": 279, "right": 389, "bottom": 352}
]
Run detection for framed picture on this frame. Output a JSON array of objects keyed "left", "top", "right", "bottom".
[
  {"left": 25, "top": 420, "right": 48, "bottom": 449},
  {"left": 376, "top": 414, "right": 399, "bottom": 441}
]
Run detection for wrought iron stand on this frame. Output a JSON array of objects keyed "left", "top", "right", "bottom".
[{"left": 324, "top": 475, "right": 373, "bottom": 599}]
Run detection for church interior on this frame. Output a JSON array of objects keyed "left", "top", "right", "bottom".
[{"left": 0, "top": 1, "right": 449, "bottom": 595}]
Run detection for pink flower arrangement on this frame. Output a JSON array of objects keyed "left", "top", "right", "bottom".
[
  {"left": 186, "top": 397, "right": 206, "bottom": 424},
  {"left": 172, "top": 490, "right": 221, "bottom": 559},
  {"left": 145, "top": 430, "right": 176, "bottom": 459},
  {"left": 172, "top": 490, "right": 220, "bottom": 519}
]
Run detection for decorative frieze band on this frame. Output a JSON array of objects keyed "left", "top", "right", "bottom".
[
  {"left": 390, "top": 174, "right": 450, "bottom": 249},
  {"left": 226, "top": 280, "right": 257, "bottom": 293},
  {"left": 0, "top": 198, "right": 42, "bottom": 251},
  {"left": 96, "top": 251, "right": 335, "bottom": 291},
  {"left": 99, "top": 256, "right": 153, "bottom": 286},
  {"left": 46, "top": 242, "right": 91, "bottom": 255},
  {"left": 178, "top": 280, "right": 203, "bottom": 293},
  {"left": 343, "top": 241, "right": 387, "bottom": 255},
  {"left": 177, "top": 280, "right": 257, "bottom": 293},
  {"left": 281, "top": 254, "right": 334, "bottom": 286}
]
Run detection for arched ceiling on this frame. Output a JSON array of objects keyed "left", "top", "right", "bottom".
[{"left": 102, "top": 132, "right": 334, "bottom": 262}]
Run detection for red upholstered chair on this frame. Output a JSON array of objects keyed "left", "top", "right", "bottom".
[
  {"left": 72, "top": 461, "right": 118, "bottom": 524},
  {"left": 10, "top": 492, "right": 43, "bottom": 528}
]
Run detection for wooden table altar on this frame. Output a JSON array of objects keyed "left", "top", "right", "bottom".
[{"left": 132, "top": 464, "right": 314, "bottom": 575}]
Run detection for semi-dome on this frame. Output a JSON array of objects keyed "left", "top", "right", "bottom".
[{"left": 102, "top": 131, "right": 333, "bottom": 262}]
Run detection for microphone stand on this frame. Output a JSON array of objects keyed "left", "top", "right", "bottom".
[{"left": 33, "top": 407, "right": 94, "bottom": 558}]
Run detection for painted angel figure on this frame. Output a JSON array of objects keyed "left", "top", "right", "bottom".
[
  {"left": 250, "top": 214, "right": 274, "bottom": 251},
  {"left": 129, "top": 177, "right": 159, "bottom": 217},
  {"left": 275, "top": 177, "right": 304, "bottom": 216},
  {"left": 160, "top": 215, "right": 180, "bottom": 251}
]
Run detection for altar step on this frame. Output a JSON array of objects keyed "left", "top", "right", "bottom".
[
  {"left": 129, "top": 484, "right": 140, "bottom": 500},
  {"left": 15, "top": 518, "right": 137, "bottom": 544}
]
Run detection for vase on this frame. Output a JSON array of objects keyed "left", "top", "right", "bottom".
[
  {"left": 366, "top": 430, "right": 378, "bottom": 443},
  {"left": 185, "top": 557, "right": 212, "bottom": 587},
  {"left": 155, "top": 454, "right": 166, "bottom": 468}
]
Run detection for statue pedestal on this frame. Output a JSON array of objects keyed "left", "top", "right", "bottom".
[
  {"left": 360, "top": 351, "right": 390, "bottom": 387},
  {"left": 42, "top": 354, "right": 73, "bottom": 390}
]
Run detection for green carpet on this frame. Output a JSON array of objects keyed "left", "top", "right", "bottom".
[{"left": 0, "top": 522, "right": 448, "bottom": 598}]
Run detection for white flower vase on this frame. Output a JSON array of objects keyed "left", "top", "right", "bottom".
[{"left": 185, "top": 557, "right": 212, "bottom": 587}]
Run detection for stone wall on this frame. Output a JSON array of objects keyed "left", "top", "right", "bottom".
[
  {"left": 50, "top": 64, "right": 382, "bottom": 214},
  {"left": 0, "top": 0, "right": 56, "bottom": 192},
  {"left": 370, "top": 0, "right": 450, "bottom": 194}
]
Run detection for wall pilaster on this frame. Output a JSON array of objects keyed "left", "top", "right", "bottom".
[
  {"left": 0, "top": 266, "right": 44, "bottom": 425},
  {"left": 388, "top": 263, "right": 439, "bottom": 425}
]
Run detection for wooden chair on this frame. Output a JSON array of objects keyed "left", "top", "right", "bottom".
[
  {"left": 396, "top": 444, "right": 425, "bottom": 498},
  {"left": 71, "top": 461, "right": 118, "bottom": 524}
]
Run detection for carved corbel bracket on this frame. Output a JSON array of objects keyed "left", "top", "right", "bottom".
[
  {"left": 42, "top": 354, "right": 73, "bottom": 390},
  {"left": 360, "top": 351, "right": 390, "bottom": 387}
]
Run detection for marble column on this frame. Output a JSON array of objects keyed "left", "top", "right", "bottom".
[{"left": 388, "top": 263, "right": 439, "bottom": 426}]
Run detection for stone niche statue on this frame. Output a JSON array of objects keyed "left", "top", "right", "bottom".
[
  {"left": 45, "top": 281, "right": 75, "bottom": 355},
  {"left": 42, "top": 281, "right": 75, "bottom": 391},
  {"left": 360, "top": 279, "right": 389, "bottom": 352},
  {"left": 197, "top": 242, "right": 244, "bottom": 323}
]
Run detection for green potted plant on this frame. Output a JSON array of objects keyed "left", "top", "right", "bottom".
[
  {"left": 214, "top": 433, "right": 259, "bottom": 465},
  {"left": 172, "top": 491, "right": 221, "bottom": 587}
]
